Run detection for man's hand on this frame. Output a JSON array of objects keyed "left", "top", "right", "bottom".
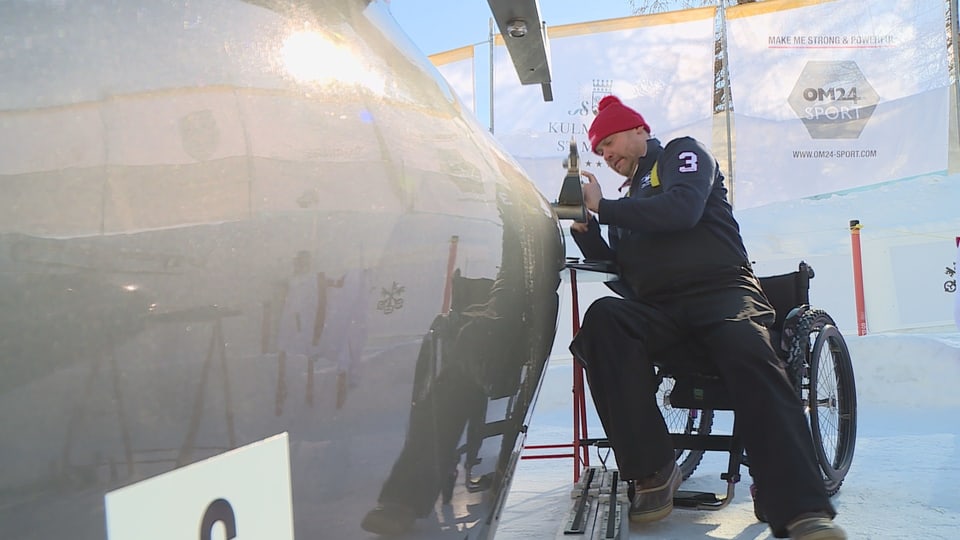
[
  {"left": 570, "top": 220, "right": 590, "bottom": 234},
  {"left": 581, "top": 170, "right": 602, "bottom": 213}
]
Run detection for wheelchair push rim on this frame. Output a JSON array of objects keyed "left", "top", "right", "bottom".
[{"left": 803, "top": 315, "right": 857, "bottom": 495}]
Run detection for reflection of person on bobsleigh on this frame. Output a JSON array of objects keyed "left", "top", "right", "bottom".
[
  {"left": 360, "top": 269, "right": 525, "bottom": 536},
  {"left": 316, "top": 266, "right": 371, "bottom": 409},
  {"left": 275, "top": 251, "right": 370, "bottom": 413},
  {"left": 275, "top": 251, "right": 332, "bottom": 415},
  {"left": 362, "top": 187, "right": 540, "bottom": 536}
]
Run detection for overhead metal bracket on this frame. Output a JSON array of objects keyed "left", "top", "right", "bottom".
[{"left": 486, "top": 0, "right": 553, "bottom": 101}]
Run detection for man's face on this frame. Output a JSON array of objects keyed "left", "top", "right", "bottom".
[{"left": 594, "top": 127, "right": 648, "bottom": 178}]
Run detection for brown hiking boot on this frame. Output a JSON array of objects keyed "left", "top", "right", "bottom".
[
  {"left": 787, "top": 514, "right": 847, "bottom": 539},
  {"left": 627, "top": 462, "right": 682, "bottom": 523}
]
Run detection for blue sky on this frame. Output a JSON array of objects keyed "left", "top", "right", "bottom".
[{"left": 387, "top": 1, "right": 638, "bottom": 56}]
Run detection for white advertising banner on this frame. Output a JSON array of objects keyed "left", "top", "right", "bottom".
[
  {"left": 726, "top": 0, "right": 949, "bottom": 209},
  {"left": 954, "top": 237, "right": 960, "bottom": 332},
  {"left": 430, "top": 45, "right": 476, "bottom": 114},
  {"left": 885, "top": 240, "right": 958, "bottom": 331},
  {"left": 492, "top": 8, "right": 718, "bottom": 202}
]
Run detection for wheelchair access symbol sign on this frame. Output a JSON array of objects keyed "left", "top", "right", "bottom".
[{"left": 105, "top": 433, "right": 293, "bottom": 540}]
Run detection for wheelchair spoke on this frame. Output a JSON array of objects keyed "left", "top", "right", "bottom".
[
  {"left": 656, "top": 376, "right": 713, "bottom": 480},
  {"left": 804, "top": 317, "right": 858, "bottom": 491},
  {"left": 813, "top": 335, "right": 841, "bottom": 462}
]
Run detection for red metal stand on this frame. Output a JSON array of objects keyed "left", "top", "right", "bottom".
[{"left": 521, "top": 265, "right": 591, "bottom": 483}]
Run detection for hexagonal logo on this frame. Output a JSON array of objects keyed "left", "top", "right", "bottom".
[{"left": 788, "top": 61, "right": 878, "bottom": 139}]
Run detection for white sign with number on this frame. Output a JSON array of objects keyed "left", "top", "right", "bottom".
[{"left": 105, "top": 432, "right": 294, "bottom": 540}]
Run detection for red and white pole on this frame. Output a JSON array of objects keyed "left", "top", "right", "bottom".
[{"left": 849, "top": 220, "right": 867, "bottom": 336}]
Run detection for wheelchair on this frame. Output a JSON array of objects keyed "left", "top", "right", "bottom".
[{"left": 575, "top": 261, "right": 858, "bottom": 522}]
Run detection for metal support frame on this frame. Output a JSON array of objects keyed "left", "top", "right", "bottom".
[{"left": 520, "top": 265, "right": 591, "bottom": 483}]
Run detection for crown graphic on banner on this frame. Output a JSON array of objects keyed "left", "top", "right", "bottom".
[{"left": 591, "top": 79, "right": 613, "bottom": 114}]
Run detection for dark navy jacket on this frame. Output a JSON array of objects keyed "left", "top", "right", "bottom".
[{"left": 572, "top": 137, "right": 751, "bottom": 299}]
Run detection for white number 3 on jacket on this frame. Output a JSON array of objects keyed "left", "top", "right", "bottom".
[{"left": 678, "top": 151, "right": 699, "bottom": 172}]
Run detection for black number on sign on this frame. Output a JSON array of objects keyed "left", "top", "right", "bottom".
[{"left": 200, "top": 498, "right": 237, "bottom": 540}]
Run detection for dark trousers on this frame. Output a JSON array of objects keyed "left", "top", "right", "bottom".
[{"left": 569, "top": 277, "right": 834, "bottom": 537}]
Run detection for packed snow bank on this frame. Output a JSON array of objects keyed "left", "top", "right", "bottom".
[{"left": 846, "top": 332, "right": 960, "bottom": 409}]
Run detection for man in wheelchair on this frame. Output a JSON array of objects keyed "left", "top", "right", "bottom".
[{"left": 567, "top": 95, "right": 845, "bottom": 539}]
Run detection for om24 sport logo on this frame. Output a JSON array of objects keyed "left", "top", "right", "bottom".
[{"left": 788, "top": 60, "right": 879, "bottom": 139}]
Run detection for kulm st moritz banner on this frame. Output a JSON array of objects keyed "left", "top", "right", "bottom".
[
  {"left": 726, "top": 0, "right": 950, "bottom": 209},
  {"left": 491, "top": 8, "right": 718, "bottom": 202}
]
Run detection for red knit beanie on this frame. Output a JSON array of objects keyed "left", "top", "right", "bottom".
[{"left": 588, "top": 95, "right": 650, "bottom": 154}]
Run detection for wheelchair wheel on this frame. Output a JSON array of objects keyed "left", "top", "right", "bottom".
[
  {"left": 795, "top": 310, "right": 857, "bottom": 495},
  {"left": 657, "top": 377, "right": 714, "bottom": 480}
]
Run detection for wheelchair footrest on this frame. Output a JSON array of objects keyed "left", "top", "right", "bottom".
[
  {"left": 674, "top": 490, "right": 722, "bottom": 506},
  {"left": 673, "top": 482, "right": 736, "bottom": 511}
]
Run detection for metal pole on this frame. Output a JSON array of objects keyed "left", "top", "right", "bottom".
[
  {"left": 718, "top": 0, "right": 735, "bottom": 206},
  {"left": 489, "top": 17, "right": 495, "bottom": 134},
  {"left": 569, "top": 267, "right": 588, "bottom": 482},
  {"left": 951, "top": 0, "right": 960, "bottom": 157}
]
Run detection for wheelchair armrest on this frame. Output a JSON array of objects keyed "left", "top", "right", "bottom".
[
  {"left": 604, "top": 279, "right": 633, "bottom": 299},
  {"left": 564, "top": 259, "right": 619, "bottom": 275},
  {"left": 564, "top": 259, "right": 633, "bottom": 299}
]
